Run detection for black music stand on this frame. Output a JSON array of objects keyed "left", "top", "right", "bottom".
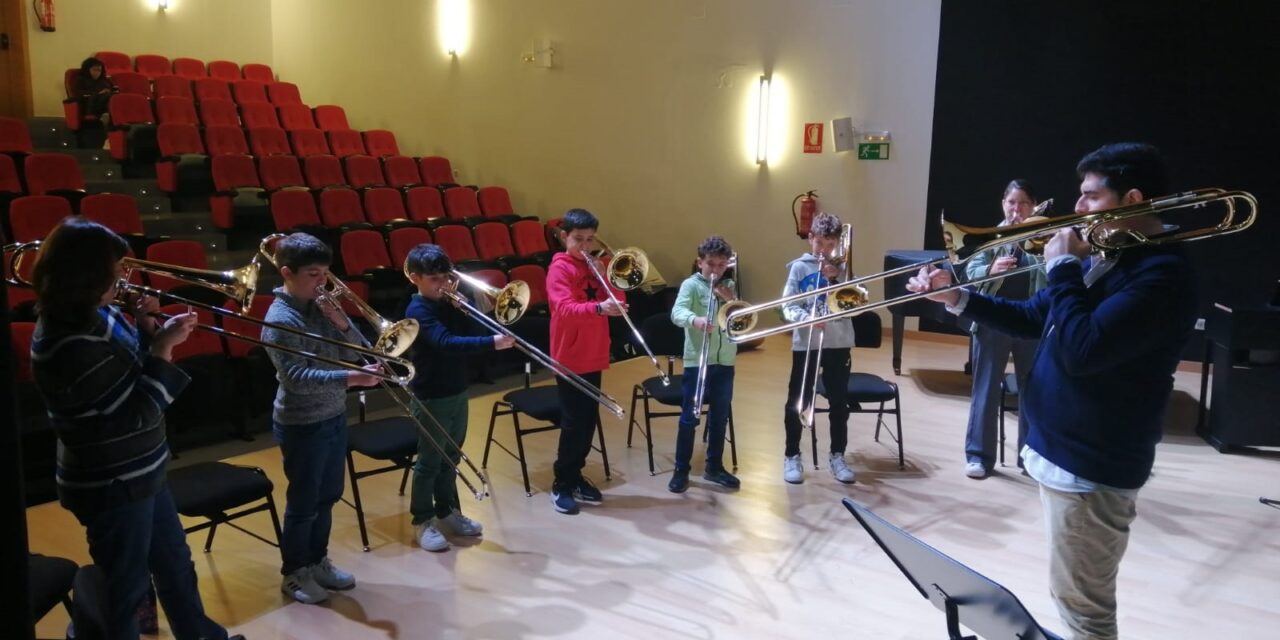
[{"left": 843, "top": 499, "right": 1063, "bottom": 640}]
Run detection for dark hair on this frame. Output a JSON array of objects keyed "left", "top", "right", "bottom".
[
  {"left": 274, "top": 233, "right": 332, "bottom": 272},
  {"left": 79, "top": 57, "right": 105, "bottom": 77},
  {"left": 32, "top": 217, "right": 129, "bottom": 329},
  {"left": 1076, "top": 143, "right": 1167, "bottom": 200},
  {"left": 405, "top": 243, "right": 452, "bottom": 275},
  {"left": 697, "top": 235, "right": 732, "bottom": 259},
  {"left": 1003, "top": 179, "right": 1036, "bottom": 202},
  {"left": 559, "top": 208, "right": 599, "bottom": 233},
  {"left": 810, "top": 212, "right": 842, "bottom": 238}
]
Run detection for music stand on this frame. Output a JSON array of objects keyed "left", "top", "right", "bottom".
[{"left": 843, "top": 498, "right": 1063, "bottom": 640}]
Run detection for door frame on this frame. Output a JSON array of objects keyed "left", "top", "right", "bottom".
[{"left": 1, "top": 0, "right": 34, "bottom": 119}]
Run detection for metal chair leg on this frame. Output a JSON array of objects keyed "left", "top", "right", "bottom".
[{"left": 346, "top": 452, "right": 371, "bottom": 552}]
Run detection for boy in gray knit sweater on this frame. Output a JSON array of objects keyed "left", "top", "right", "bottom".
[
  {"left": 262, "top": 233, "right": 381, "bottom": 605},
  {"left": 780, "top": 213, "right": 857, "bottom": 485}
]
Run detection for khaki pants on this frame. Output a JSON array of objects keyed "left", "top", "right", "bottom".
[{"left": 1039, "top": 484, "right": 1138, "bottom": 640}]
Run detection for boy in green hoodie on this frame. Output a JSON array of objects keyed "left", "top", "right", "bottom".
[{"left": 667, "top": 236, "right": 742, "bottom": 493}]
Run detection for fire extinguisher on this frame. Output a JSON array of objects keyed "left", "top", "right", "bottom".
[
  {"left": 792, "top": 190, "right": 819, "bottom": 238},
  {"left": 35, "top": 0, "right": 56, "bottom": 32}
]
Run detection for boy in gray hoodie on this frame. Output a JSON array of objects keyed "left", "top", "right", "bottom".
[{"left": 781, "top": 213, "right": 857, "bottom": 484}]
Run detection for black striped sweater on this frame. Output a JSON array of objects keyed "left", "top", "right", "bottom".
[{"left": 31, "top": 306, "right": 190, "bottom": 514}]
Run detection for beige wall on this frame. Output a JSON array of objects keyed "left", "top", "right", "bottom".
[
  {"left": 26, "top": 0, "right": 273, "bottom": 115},
  {"left": 272, "top": 0, "right": 941, "bottom": 314}
]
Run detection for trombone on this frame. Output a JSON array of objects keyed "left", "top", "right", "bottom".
[
  {"left": 794, "top": 224, "right": 868, "bottom": 430},
  {"left": 690, "top": 252, "right": 757, "bottom": 414},
  {"left": 4, "top": 240, "right": 419, "bottom": 385},
  {"left": 581, "top": 239, "right": 671, "bottom": 386},
  {"left": 438, "top": 268, "right": 626, "bottom": 418},
  {"left": 258, "top": 234, "right": 492, "bottom": 500},
  {"left": 725, "top": 188, "right": 1257, "bottom": 342}
]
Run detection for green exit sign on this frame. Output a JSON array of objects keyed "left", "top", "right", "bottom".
[{"left": 858, "top": 142, "right": 890, "bottom": 160}]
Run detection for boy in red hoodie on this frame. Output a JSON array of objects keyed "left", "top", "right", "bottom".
[{"left": 546, "top": 209, "right": 627, "bottom": 514}]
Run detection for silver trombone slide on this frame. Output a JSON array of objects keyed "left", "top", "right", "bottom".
[{"left": 441, "top": 283, "right": 626, "bottom": 419}]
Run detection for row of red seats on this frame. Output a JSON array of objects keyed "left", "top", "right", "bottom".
[
  {"left": 109, "top": 93, "right": 350, "bottom": 131},
  {"left": 337, "top": 227, "right": 550, "bottom": 311},
  {"left": 206, "top": 152, "right": 466, "bottom": 195},
  {"left": 157, "top": 123, "right": 393, "bottom": 164},
  {"left": 280, "top": 197, "right": 551, "bottom": 265},
  {"left": 4, "top": 193, "right": 145, "bottom": 243},
  {"left": 0, "top": 153, "right": 83, "bottom": 197},
  {"left": 93, "top": 52, "right": 272, "bottom": 82},
  {"left": 94, "top": 74, "right": 303, "bottom": 106}
]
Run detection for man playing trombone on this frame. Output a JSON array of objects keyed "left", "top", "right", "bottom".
[
  {"left": 908, "top": 143, "right": 1198, "bottom": 640},
  {"left": 262, "top": 233, "right": 381, "bottom": 605},
  {"left": 403, "top": 245, "right": 514, "bottom": 552}
]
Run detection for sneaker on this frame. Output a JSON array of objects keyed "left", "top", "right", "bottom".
[
  {"left": 783, "top": 455, "right": 804, "bottom": 484},
  {"left": 438, "top": 512, "right": 484, "bottom": 537},
  {"left": 703, "top": 467, "right": 741, "bottom": 489},
  {"left": 573, "top": 477, "right": 603, "bottom": 503},
  {"left": 311, "top": 557, "right": 355, "bottom": 590},
  {"left": 829, "top": 453, "right": 856, "bottom": 484},
  {"left": 965, "top": 462, "right": 988, "bottom": 479},
  {"left": 668, "top": 469, "right": 690, "bottom": 493},
  {"left": 551, "top": 486, "right": 580, "bottom": 514},
  {"left": 281, "top": 567, "right": 328, "bottom": 604},
  {"left": 414, "top": 521, "right": 450, "bottom": 552}
]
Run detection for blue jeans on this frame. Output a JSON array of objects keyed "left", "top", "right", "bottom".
[
  {"left": 675, "top": 365, "right": 734, "bottom": 472},
  {"left": 965, "top": 324, "right": 1039, "bottom": 469},
  {"left": 75, "top": 484, "right": 227, "bottom": 640},
  {"left": 274, "top": 413, "right": 348, "bottom": 575}
]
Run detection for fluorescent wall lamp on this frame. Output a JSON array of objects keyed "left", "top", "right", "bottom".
[
  {"left": 756, "top": 75, "right": 771, "bottom": 165},
  {"left": 439, "top": 0, "right": 470, "bottom": 57}
]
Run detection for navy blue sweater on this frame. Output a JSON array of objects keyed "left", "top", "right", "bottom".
[
  {"left": 404, "top": 293, "right": 495, "bottom": 399},
  {"left": 960, "top": 247, "right": 1197, "bottom": 489}
]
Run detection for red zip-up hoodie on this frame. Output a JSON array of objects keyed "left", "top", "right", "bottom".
[{"left": 547, "top": 251, "right": 626, "bottom": 374}]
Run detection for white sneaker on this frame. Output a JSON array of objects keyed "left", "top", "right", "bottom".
[
  {"left": 414, "top": 521, "right": 450, "bottom": 552},
  {"left": 829, "top": 453, "right": 856, "bottom": 484},
  {"left": 281, "top": 566, "right": 328, "bottom": 604},
  {"left": 965, "top": 462, "right": 988, "bottom": 479},
  {"left": 437, "top": 512, "right": 483, "bottom": 537},
  {"left": 783, "top": 454, "right": 804, "bottom": 484},
  {"left": 311, "top": 557, "right": 355, "bottom": 590}
]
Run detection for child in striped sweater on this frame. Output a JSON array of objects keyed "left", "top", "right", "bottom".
[{"left": 31, "top": 218, "right": 241, "bottom": 640}]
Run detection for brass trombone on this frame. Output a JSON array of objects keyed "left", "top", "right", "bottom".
[
  {"left": 726, "top": 188, "right": 1257, "bottom": 342},
  {"left": 690, "top": 252, "right": 757, "bottom": 413},
  {"left": 258, "top": 233, "right": 491, "bottom": 500},
  {"left": 582, "top": 239, "right": 671, "bottom": 385},
  {"left": 4, "top": 240, "right": 419, "bottom": 385},
  {"left": 438, "top": 268, "right": 626, "bottom": 418},
  {"left": 793, "top": 224, "right": 866, "bottom": 430}
]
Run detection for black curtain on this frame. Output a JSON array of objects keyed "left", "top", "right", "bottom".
[{"left": 926, "top": 0, "right": 1280, "bottom": 355}]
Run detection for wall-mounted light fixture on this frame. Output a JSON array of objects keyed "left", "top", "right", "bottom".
[
  {"left": 438, "top": 0, "right": 470, "bottom": 57},
  {"left": 756, "top": 75, "right": 771, "bottom": 165},
  {"left": 157, "top": 0, "right": 170, "bottom": 11}
]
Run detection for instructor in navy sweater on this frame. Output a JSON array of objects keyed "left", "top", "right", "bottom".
[{"left": 909, "top": 143, "right": 1197, "bottom": 640}]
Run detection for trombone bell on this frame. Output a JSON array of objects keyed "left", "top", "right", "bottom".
[
  {"left": 608, "top": 249, "right": 650, "bottom": 290},
  {"left": 828, "top": 284, "right": 870, "bottom": 314},
  {"left": 717, "top": 299, "right": 757, "bottom": 334}
]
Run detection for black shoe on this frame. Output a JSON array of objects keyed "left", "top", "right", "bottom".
[
  {"left": 668, "top": 470, "right": 690, "bottom": 493},
  {"left": 703, "top": 468, "right": 741, "bottom": 489},
  {"left": 551, "top": 485, "right": 580, "bottom": 514},
  {"left": 573, "top": 477, "right": 603, "bottom": 503}
]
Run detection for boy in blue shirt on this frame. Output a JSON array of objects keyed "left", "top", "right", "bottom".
[{"left": 404, "top": 244, "right": 514, "bottom": 551}]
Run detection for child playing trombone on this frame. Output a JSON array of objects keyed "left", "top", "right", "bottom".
[{"left": 667, "top": 235, "right": 742, "bottom": 493}]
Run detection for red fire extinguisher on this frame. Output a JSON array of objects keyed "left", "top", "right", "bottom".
[
  {"left": 792, "top": 190, "right": 819, "bottom": 238},
  {"left": 35, "top": 0, "right": 57, "bottom": 32}
]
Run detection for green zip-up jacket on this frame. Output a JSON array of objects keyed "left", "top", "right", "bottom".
[{"left": 670, "top": 273, "right": 737, "bottom": 367}]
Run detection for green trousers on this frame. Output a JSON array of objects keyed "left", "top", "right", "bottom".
[{"left": 409, "top": 393, "right": 468, "bottom": 525}]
